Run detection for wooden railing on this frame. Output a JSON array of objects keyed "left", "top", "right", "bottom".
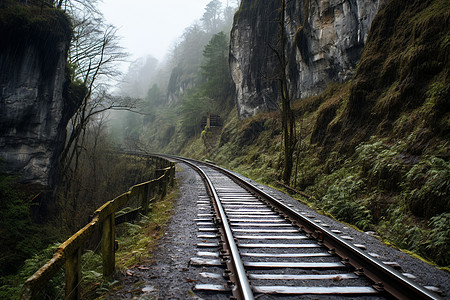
[{"left": 20, "top": 157, "right": 175, "bottom": 300}]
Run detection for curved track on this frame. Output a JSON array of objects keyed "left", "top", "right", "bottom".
[{"left": 165, "top": 156, "right": 440, "bottom": 300}]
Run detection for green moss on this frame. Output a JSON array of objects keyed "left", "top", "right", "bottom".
[
  {"left": 319, "top": 0, "right": 448, "bottom": 154},
  {"left": 115, "top": 189, "right": 177, "bottom": 271},
  {"left": 0, "top": 3, "right": 72, "bottom": 77}
]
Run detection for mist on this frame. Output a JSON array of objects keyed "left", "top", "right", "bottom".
[{"left": 106, "top": 0, "right": 239, "bottom": 153}]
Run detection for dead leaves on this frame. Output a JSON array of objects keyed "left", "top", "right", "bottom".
[{"left": 126, "top": 265, "right": 151, "bottom": 276}]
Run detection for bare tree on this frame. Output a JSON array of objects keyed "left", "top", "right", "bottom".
[
  {"left": 269, "top": 0, "right": 296, "bottom": 184},
  {"left": 57, "top": 0, "right": 99, "bottom": 13},
  {"left": 60, "top": 7, "right": 131, "bottom": 180}
]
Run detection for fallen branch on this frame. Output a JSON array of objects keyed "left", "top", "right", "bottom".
[{"left": 276, "top": 180, "right": 315, "bottom": 200}]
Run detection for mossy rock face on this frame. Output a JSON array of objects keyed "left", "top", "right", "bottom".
[
  {"left": 237, "top": 119, "right": 266, "bottom": 146},
  {"left": 313, "top": 0, "right": 449, "bottom": 155},
  {"left": 0, "top": 2, "right": 72, "bottom": 78},
  {"left": 310, "top": 99, "right": 338, "bottom": 145}
]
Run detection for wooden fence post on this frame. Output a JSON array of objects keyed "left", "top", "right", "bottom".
[
  {"left": 102, "top": 213, "right": 115, "bottom": 279},
  {"left": 161, "top": 173, "right": 167, "bottom": 198},
  {"left": 65, "top": 247, "right": 81, "bottom": 300},
  {"left": 140, "top": 184, "right": 149, "bottom": 214},
  {"left": 170, "top": 165, "right": 175, "bottom": 187}
]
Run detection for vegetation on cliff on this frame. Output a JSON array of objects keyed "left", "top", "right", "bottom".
[
  {"left": 0, "top": 173, "right": 50, "bottom": 276},
  {"left": 0, "top": 0, "right": 72, "bottom": 77},
  {"left": 110, "top": 1, "right": 237, "bottom": 153}
]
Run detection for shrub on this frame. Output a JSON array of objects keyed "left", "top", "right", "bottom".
[
  {"left": 405, "top": 157, "right": 450, "bottom": 218},
  {"left": 81, "top": 250, "right": 118, "bottom": 299},
  {"left": 0, "top": 243, "right": 63, "bottom": 300},
  {"left": 0, "top": 175, "right": 44, "bottom": 276},
  {"left": 426, "top": 213, "right": 450, "bottom": 266},
  {"left": 356, "top": 139, "right": 408, "bottom": 191},
  {"left": 322, "top": 176, "right": 373, "bottom": 231}
]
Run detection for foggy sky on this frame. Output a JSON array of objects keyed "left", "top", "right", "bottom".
[{"left": 99, "top": 0, "right": 229, "bottom": 63}]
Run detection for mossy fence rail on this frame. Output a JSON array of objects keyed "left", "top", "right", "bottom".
[{"left": 20, "top": 156, "right": 175, "bottom": 300}]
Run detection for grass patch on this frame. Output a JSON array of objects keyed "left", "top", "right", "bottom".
[
  {"left": 81, "top": 187, "right": 178, "bottom": 299},
  {"left": 115, "top": 188, "right": 177, "bottom": 270}
]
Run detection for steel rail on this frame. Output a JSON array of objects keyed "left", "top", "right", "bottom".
[
  {"left": 176, "top": 157, "right": 254, "bottom": 300},
  {"left": 203, "top": 161, "right": 441, "bottom": 300}
]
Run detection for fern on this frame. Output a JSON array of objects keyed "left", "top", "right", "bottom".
[
  {"left": 323, "top": 176, "right": 373, "bottom": 231},
  {"left": 426, "top": 213, "right": 450, "bottom": 266},
  {"left": 404, "top": 156, "right": 450, "bottom": 218}
]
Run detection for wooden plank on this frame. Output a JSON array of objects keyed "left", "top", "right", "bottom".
[
  {"left": 110, "top": 193, "right": 129, "bottom": 213},
  {"left": 58, "top": 217, "right": 98, "bottom": 255}
]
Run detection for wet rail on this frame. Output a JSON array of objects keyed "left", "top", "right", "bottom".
[{"left": 170, "top": 156, "right": 441, "bottom": 300}]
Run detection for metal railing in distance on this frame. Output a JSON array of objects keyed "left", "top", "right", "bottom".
[{"left": 20, "top": 157, "right": 175, "bottom": 300}]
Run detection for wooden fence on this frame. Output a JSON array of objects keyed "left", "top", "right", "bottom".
[{"left": 20, "top": 157, "right": 175, "bottom": 300}]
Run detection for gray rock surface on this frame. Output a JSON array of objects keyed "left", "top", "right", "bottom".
[
  {"left": 0, "top": 41, "right": 71, "bottom": 186},
  {"left": 230, "top": 0, "right": 386, "bottom": 118}
]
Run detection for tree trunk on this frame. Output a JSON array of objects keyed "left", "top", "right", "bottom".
[{"left": 279, "top": 0, "right": 295, "bottom": 185}]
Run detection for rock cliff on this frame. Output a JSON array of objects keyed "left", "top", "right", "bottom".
[
  {"left": 230, "top": 0, "right": 386, "bottom": 118},
  {"left": 0, "top": 6, "right": 76, "bottom": 187}
]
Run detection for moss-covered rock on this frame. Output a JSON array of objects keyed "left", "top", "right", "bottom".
[
  {"left": 314, "top": 0, "right": 450, "bottom": 154},
  {"left": 0, "top": 2, "right": 72, "bottom": 77}
]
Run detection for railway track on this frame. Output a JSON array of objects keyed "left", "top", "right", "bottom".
[{"left": 164, "top": 156, "right": 441, "bottom": 300}]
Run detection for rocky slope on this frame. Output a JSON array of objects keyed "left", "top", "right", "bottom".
[
  {"left": 230, "top": 0, "right": 386, "bottom": 118},
  {"left": 0, "top": 5, "right": 76, "bottom": 187}
]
